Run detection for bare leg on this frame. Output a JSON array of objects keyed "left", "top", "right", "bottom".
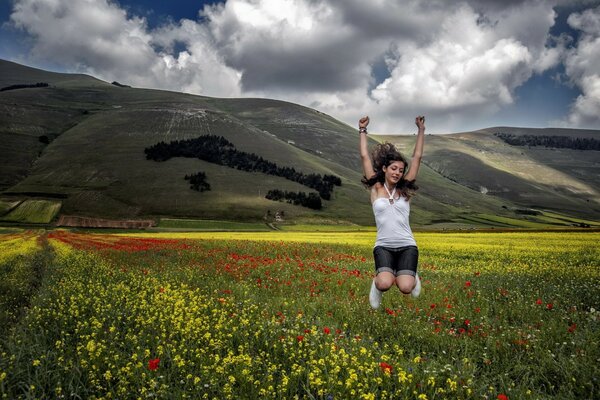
[
  {"left": 375, "top": 272, "right": 396, "bottom": 291},
  {"left": 370, "top": 271, "right": 396, "bottom": 309},
  {"left": 395, "top": 275, "right": 416, "bottom": 295}
]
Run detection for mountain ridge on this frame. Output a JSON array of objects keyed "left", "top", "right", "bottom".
[{"left": 1, "top": 59, "right": 598, "bottom": 228}]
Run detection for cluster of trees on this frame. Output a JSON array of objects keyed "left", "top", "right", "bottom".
[
  {"left": 184, "top": 172, "right": 211, "bottom": 192},
  {"left": 111, "top": 81, "right": 131, "bottom": 88},
  {"left": 39, "top": 135, "right": 53, "bottom": 144},
  {"left": 265, "top": 190, "right": 322, "bottom": 210},
  {"left": 495, "top": 133, "right": 600, "bottom": 150},
  {"left": 1, "top": 82, "right": 49, "bottom": 92},
  {"left": 145, "top": 135, "right": 342, "bottom": 199}
]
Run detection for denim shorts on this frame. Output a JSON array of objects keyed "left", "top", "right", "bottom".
[{"left": 373, "top": 245, "right": 418, "bottom": 277}]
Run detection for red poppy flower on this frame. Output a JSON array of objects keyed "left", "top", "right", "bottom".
[
  {"left": 464, "top": 319, "right": 471, "bottom": 326},
  {"left": 148, "top": 358, "right": 160, "bottom": 371},
  {"left": 465, "top": 281, "right": 472, "bottom": 287},
  {"left": 323, "top": 327, "right": 331, "bottom": 334},
  {"left": 497, "top": 394, "right": 508, "bottom": 400},
  {"left": 536, "top": 298, "right": 543, "bottom": 305},
  {"left": 546, "top": 303, "right": 553, "bottom": 310},
  {"left": 568, "top": 323, "right": 577, "bottom": 333},
  {"left": 297, "top": 335, "right": 304, "bottom": 342},
  {"left": 379, "top": 362, "right": 393, "bottom": 374}
]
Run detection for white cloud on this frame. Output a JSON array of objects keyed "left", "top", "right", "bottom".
[
  {"left": 10, "top": 0, "right": 241, "bottom": 96},
  {"left": 563, "top": 5, "right": 600, "bottom": 128},
  {"left": 369, "top": 3, "right": 536, "bottom": 132},
  {"left": 11, "top": 0, "right": 154, "bottom": 71},
  {"left": 201, "top": 0, "right": 565, "bottom": 132},
  {"left": 7, "top": 0, "right": 597, "bottom": 132},
  {"left": 483, "top": 1, "right": 563, "bottom": 73},
  {"left": 201, "top": 0, "right": 378, "bottom": 92},
  {"left": 149, "top": 19, "right": 241, "bottom": 96}
]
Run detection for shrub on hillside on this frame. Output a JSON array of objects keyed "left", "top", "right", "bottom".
[
  {"left": 495, "top": 132, "right": 600, "bottom": 150},
  {"left": 0, "top": 82, "right": 49, "bottom": 91},
  {"left": 145, "top": 135, "right": 341, "bottom": 200},
  {"left": 184, "top": 172, "right": 211, "bottom": 192},
  {"left": 265, "top": 189, "right": 322, "bottom": 210}
]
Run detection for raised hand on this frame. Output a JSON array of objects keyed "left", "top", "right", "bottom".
[
  {"left": 359, "top": 116, "right": 370, "bottom": 129},
  {"left": 415, "top": 115, "right": 425, "bottom": 130}
]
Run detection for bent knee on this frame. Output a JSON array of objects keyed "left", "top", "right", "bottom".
[
  {"left": 398, "top": 284, "right": 413, "bottom": 294},
  {"left": 376, "top": 277, "right": 395, "bottom": 291},
  {"left": 396, "top": 277, "right": 415, "bottom": 294},
  {"left": 377, "top": 281, "right": 395, "bottom": 291}
]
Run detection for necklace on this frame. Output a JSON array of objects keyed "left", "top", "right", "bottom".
[{"left": 383, "top": 182, "right": 396, "bottom": 204}]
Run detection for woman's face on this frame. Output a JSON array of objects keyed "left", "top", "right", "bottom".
[{"left": 383, "top": 161, "right": 405, "bottom": 184}]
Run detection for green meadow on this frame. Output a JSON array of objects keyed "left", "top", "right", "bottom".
[
  {"left": 0, "top": 200, "right": 61, "bottom": 224},
  {"left": 0, "top": 230, "right": 598, "bottom": 399}
]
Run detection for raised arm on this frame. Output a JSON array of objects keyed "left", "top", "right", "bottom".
[
  {"left": 359, "top": 116, "right": 376, "bottom": 180},
  {"left": 404, "top": 116, "right": 425, "bottom": 182}
]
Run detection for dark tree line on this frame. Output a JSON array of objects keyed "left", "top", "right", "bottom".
[
  {"left": 111, "top": 81, "right": 131, "bottom": 88},
  {"left": 495, "top": 133, "right": 600, "bottom": 150},
  {"left": 145, "top": 135, "right": 342, "bottom": 199},
  {"left": 1, "top": 82, "right": 49, "bottom": 91},
  {"left": 265, "top": 190, "right": 322, "bottom": 210},
  {"left": 184, "top": 172, "right": 211, "bottom": 192}
]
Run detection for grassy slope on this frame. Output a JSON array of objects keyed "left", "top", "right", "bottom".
[
  {"left": 0, "top": 60, "right": 115, "bottom": 191},
  {"left": 377, "top": 132, "right": 600, "bottom": 222},
  {"left": 0, "top": 199, "right": 21, "bottom": 216},
  {"left": 157, "top": 218, "right": 271, "bottom": 231},
  {"left": 0, "top": 200, "right": 62, "bottom": 223},
  {"left": 0, "top": 60, "right": 375, "bottom": 224},
  {"left": 1, "top": 59, "right": 599, "bottom": 227}
]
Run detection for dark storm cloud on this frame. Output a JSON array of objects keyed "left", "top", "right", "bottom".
[{"left": 6, "top": 0, "right": 600, "bottom": 131}]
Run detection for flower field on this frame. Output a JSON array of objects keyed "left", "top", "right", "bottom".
[{"left": 0, "top": 229, "right": 598, "bottom": 399}]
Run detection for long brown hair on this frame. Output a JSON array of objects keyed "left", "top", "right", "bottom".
[{"left": 361, "top": 142, "right": 418, "bottom": 199}]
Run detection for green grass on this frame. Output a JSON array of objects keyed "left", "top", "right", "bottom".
[
  {"left": 1, "top": 230, "right": 598, "bottom": 399},
  {"left": 538, "top": 210, "right": 600, "bottom": 227},
  {"left": 0, "top": 200, "right": 61, "bottom": 223},
  {"left": 157, "top": 218, "right": 272, "bottom": 231},
  {"left": 458, "top": 212, "right": 600, "bottom": 229},
  {"left": 0, "top": 199, "right": 20, "bottom": 216},
  {"left": 0, "top": 228, "right": 21, "bottom": 234},
  {"left": 278, "top": 223, "right": 375, "bottom": 232},
  {"left": 465, "top": 213, "right": 555, "bottom": 228},
  {"left": 0, "top": 232, "right": 47, "bottom": 339}
]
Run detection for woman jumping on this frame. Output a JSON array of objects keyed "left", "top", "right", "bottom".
[{"left": 358, "top": 115, "right": 425, "bottom": 309}]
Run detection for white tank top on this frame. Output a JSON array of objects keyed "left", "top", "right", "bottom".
[{"left": 372, "top": 196, "right": 417, "bottom": 248}]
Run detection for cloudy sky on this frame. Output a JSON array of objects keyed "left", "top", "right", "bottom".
[{"left": 1, "top": 0, "right": 599, "bottom": 133}]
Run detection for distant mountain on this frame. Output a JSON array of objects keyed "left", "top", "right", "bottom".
[
  {"left": 1, "top": 59, "right": 598, "bottom": 228},
  {"left": 377, "top": 127, "right": 600, "bottom": 226}
]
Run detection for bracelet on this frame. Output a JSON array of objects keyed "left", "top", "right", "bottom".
[{"left": 359, "top": 127, "right": 367, "bottom": 134}]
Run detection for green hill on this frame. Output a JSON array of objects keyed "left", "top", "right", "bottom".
[
  {"left": 1, "top": 59, "right": 598, "bottom": 229},
  {"left": 377, "top": 130, "right": 600, "bottom": 226}
]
